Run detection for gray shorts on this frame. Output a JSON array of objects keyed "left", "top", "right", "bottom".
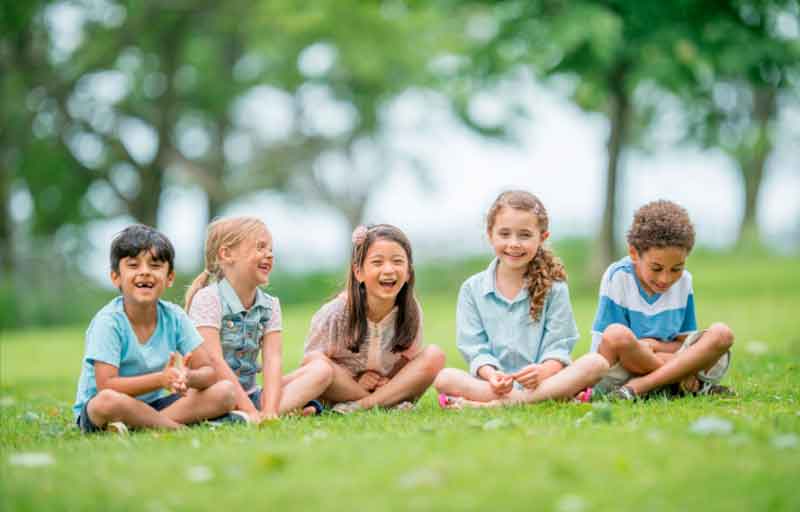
[{"left": 593, "top": 330, "right": 731, "bottom": 395}]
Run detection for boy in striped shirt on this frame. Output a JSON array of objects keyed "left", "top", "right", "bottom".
[{"left": 591, "top": 200, "right": 734, "bottom": 400}]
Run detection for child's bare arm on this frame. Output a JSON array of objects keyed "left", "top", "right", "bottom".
[
  {"left": 94, "top": 355, "right": 182, "bottom": 396},
  {"left": 260, "top": 331, "right": 283, "bottom": 420},
  {"left": 182, "top": 347, "right": 216, "bottom": 390},
  {"left": 198, "top": 327, "right": 259, "bottom": 417}
]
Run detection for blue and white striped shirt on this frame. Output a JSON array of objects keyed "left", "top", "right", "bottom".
[{"left": 590, "top": 256, "right": 696, "bottom": 352}]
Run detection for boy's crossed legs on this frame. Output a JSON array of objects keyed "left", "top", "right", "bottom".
[
  {"left": 596, "top": 322, "right": 734, "bottom": 397},
  {"left": 433, "top": 353, "right": 609, "bottom": 408},
  {"left": 84, "top": 380, "right": 236, "bottom": 431}
]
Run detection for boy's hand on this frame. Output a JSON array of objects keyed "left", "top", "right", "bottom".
[
  {"left": 488, "top": 372, "right": 514, "bottom": 396},
  {"left": 512, "top": 364, "right": 543, "bottom": 390},
  {"left": 161, "top": 352, "right": 188, "bottom": 396},
  {"left": 357, "top": 370, "right": 383, "bottom": 391}
]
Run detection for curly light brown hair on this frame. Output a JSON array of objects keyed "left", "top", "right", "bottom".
[
  {"left": 626, "top": 200, "right": 695, "bottom": 254},
  {"left": 486, "top": 190, "right": 567, "bottom": 322}
]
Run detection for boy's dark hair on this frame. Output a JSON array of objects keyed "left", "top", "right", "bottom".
[
  {"left": 627, "top": 200, "right": 695, "bottom": 254},
  {"left": 110, "top": 224, "right": 176, "bottom": 273}
]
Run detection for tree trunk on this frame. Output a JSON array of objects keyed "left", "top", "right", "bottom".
[
  {"left": 590, "top": 63, "right": 630, "bottom": 279},
  {"left": 736, "top": 85, "right": 776, "bottom": 247}
]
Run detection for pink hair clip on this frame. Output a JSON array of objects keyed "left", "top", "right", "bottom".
[{"left": 351, "top": 225, "right": 368, "bottom": 246}]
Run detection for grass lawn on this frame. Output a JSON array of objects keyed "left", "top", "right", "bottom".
[{"left": 2, "top": 252, "right": 799, "bottom": 511}]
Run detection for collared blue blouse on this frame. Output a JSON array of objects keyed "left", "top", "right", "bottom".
[{"left": 456, "top": 258, "right": 579, "bottom": 376}]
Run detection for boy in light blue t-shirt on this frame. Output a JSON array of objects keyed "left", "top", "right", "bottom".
[
  {"left": 73, "top": 225, "right": 236, "bottom": 433},
  {"left": 591, "top": 200, "right": 735, "bottom": 400}
]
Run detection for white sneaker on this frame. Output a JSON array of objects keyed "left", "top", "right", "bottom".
[{"left": 106, "top": 421, "right": 129, "bottom": 435}]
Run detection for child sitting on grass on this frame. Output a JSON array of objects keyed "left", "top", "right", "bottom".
[
  {"left": 73, "top": 225, "right": 236, "bottom": 433},
  {"left": 591, "top": 200, "right": 734, "bottom": 400},
  {"left": 434, "top": 190, "right": 608, "bottom": 408}
]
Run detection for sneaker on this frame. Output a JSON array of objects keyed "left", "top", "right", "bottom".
[
  {"left": 606, "top": 385, "right": 638, "bottom": 401},
  {"left": 106, "top": 421, "right": 129, "bottom": 435},
  {"left": 391, "top": 401, "right": 415, "bottom": 412},
  {"left": 209, "top": 410, "right": 250, "bottom": 426},
  {"left": 331, "top": 401, "right": 364, "bottom": 415}
]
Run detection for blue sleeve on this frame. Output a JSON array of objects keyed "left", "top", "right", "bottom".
[
  {"left": 591, "top": 296, "right": 630, "bottom": 334},
  {"left": 176, "top": 308, "right": 203, "bottom": 355},
  {"left": 85, "top": 314, "right": 124, "bottom": 368},
  {"left": 456, "top": 281, "right": 500, "bottom": 376},
  {"left": 538, "top": 282, "right": 579, "bottom": 365},
  {"left": 679, "top": 293, "right": 697, "bottom": 334}
]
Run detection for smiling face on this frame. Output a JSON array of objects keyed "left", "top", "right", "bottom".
[
  {"left": 111, "top": 248, "right": 174, "bottom": 305},
  {"left": 354, "top": 238, "right": 410, "bottom": 307},
  {"left": 629, "top": 245, "right": 688, "bottom": 295},
  {"left": 488, "top": 207, "right": 549, "bottom": 273},
  {"left": 221, "top": 225, "right": 274, "bottom": 289}
]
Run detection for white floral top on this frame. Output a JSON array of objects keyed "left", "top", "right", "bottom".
[{"left": 304, "top": 294, "right": 423, "bottom": 377}]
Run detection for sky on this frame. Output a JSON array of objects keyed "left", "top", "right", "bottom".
[{"left": 83, "top": 79, "right": 800, "bottom": 285}]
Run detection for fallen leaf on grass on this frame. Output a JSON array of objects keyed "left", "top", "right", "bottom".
[
  {"left": 744, "top": 341, "right": 769, "bottom": 355},
  {"left": 8, "top": 452, "right": 55, "bottom": 468},
  {"left": 0, "top": 396, "right": 16, "bottom": 407},
  {"left": 257, "top": 452, "right": 288, "bottom": 473},
  {"left": 556, "top": 494, "right": 587, "bottom": 512},
  {"left": 689, "top": 416, "right": 733, "bottom": 436}
]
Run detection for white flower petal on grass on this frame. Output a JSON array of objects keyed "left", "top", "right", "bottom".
[
  {"left": 22, "top": 411, "right": 39, "bottom": 422},
  {"left": 397, "top": 468, "right": 442, "bottom": 489},
  {"left": 482, "top": 419, "right": 507, "bottom": 431},
  {"left": 771, "top": 433, "right": 798, "bottom": 450},
  {"left": 190, "top": 439, "right": 200, "bottom": 449},
  {"left": 556, "top": 494, "right": 587, "bottom": 512},
  {"left": 8, "top": 452, "right": 55, "bottom": 467},
  {"left": 689, "top": 416, "right": 734, "bottom": 436},
  {"left": 185, "top": 465, "right": 214, "bottom": 483},
  {"left": 0, "top": 396, "right": 15, "bottom": 407},
  {"left": 744, "top": 340, "right": 769, "bottom": 355}
]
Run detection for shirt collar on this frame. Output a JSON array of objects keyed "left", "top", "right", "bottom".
[
  {"left": 218, "top": 278, "right": 269, "bottom": 314},
  {"left": 480, "top": 258, "right": 500, "bottom": 297}
]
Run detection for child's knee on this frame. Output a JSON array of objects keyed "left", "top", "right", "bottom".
[
  {"left": 302, "top": 351, "right": 331, "bottom": 367},
  {"left": 89, "top": 389, "right": 127, "bottom": 420},
  {"left": 307, "top": 357, "right": 334, "bottom": 388},
  {"left": 433, "top": 367, "right": 458, "bottom": 391},
  {"left": 208, "top": 380, "right": 236, "bottom": 409},
  {"left": 420, "top": 345, "right": 446, "bottom": 376},
  {"left": 708, "top": 323, "right": 734, "bottom": 352},
  {"left": 601, "top": 324, "right": 636, "bottom": 351},
  {"left": 584, "top": 353, "right": 610, "bottom": 378}
]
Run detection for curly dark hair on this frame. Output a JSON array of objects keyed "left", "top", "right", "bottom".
[{"left": 627, "top": 200, "right": 695, "bottom": 254}]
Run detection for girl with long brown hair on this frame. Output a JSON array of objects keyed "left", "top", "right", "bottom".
[
  {"left": 434, "top": 191, "right": 608, "bottom": 408},
  {"left": 302, "top": 224, "right": 445, "bottom": 413}
]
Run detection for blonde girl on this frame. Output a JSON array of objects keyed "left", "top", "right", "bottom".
[
  {"left": 185, "top": 217, "right": 332, "bottom": 422},
  {"left": 434, "top": 191, "right": 608, "bottom": 408},
  {"left": 302, "top": 224, "right": 446, "bottom": 414}
]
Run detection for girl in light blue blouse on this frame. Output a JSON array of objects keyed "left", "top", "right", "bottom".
[{"left": 434, "top": 191, "right": 608, "bottom": 408}]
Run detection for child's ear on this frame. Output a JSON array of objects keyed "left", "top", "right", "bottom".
[
  {"left": 352, "top": 264, "right": 364, "bottom": 284},
  {"left": 628, "top": 245, "right": 640, "bottom": 262},
  {"left": 166, "top": 270, "right": 175, "bottom": 288},
  {"left": 540, "top": 230, "right": 550, "bottom": 242},
  {"left": 110, "top": 270, "right": 121, "bottom": 288}
]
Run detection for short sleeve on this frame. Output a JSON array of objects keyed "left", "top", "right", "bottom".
[
  {"left": 678, "top": 292, "right": 697, "bottom": 335},
  {"left": 85, "top": 314, "right": 124, "bottom": 368},
  {"left": 265, "top": 298, "right": 282, "bottom": 333},
  {"left": 188, "top": 286, "right": 222, "bottom": 329},
  {"left": 175, "top": 308, "right": 203, "bottom": 355},
  {"left": 538, "top": 282, "right": 579, "bottom": 366},
  {"left": 304, "top": 302, "right": 340, "bottom": 357}
]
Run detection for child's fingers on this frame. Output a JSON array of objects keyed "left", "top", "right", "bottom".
[
  {"left": 167, "top": 352, "right": 177, "bottom": 368},
  {"left": 183, "top": 351, "right": 193, "bottom": 368}
]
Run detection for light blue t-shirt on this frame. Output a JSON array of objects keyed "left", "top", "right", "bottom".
[
  {"left": 590, "top": 256, "right": 697, "bottom": 351},
  {"left": 456, "top": 258, "right": 580, "bottom": 376},
  {"left": 73, "top": 297, "right": 203, "bottom": 418}
]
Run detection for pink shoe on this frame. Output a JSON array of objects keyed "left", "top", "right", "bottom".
[
  {"left": 574, "top": 387, "right": 593, "bottom": 403},
  {"left": 438, "top": 393, "right": 449, "bottom": 409}
]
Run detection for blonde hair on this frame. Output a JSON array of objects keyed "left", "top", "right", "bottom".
[
  {"left": 184, "top": 216, "right": 267, "bottom": 311},
  {"left": 486, "top": 190, "right": 567, "bottom": 322}
]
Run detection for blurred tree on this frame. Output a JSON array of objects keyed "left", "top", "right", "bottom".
[
  {"left": 681, "top": 0, "right": 800, "bottom": 247},
  {"left": 443, "top": 0, "right": 799, "bottom": 272}
]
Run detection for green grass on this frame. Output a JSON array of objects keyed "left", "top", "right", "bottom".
[{"left": 2, "top": 252, "right": 799, "bottom": 511}]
